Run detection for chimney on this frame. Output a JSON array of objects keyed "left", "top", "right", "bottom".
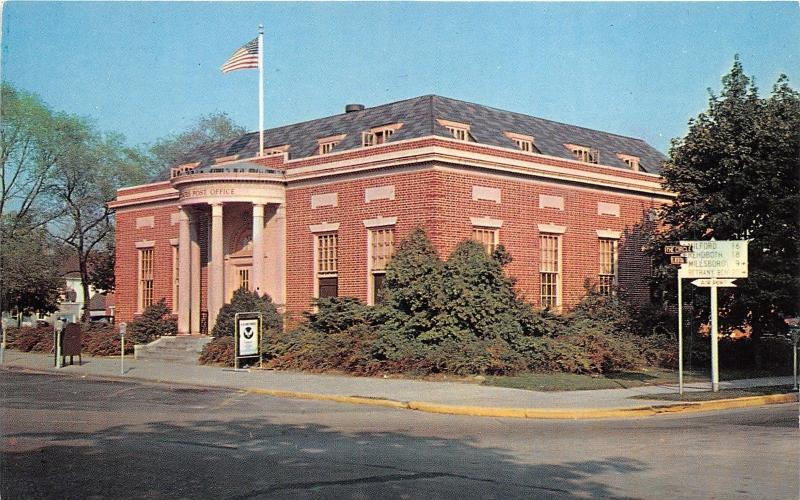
[{"left": 345, "top": 103, "right": 365, "bottom": 113}]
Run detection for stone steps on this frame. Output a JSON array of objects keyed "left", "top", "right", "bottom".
[{"left": 134, "top": 335, "right": 212, "bottom": 365}]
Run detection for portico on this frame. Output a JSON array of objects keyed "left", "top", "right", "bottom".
[{"left": 171, "top": 165, "right": 285, "bottom": 334}]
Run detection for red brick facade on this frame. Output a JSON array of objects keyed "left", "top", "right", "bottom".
[{"left": 112, "top": 136, "right": 671, "bottom": 327}]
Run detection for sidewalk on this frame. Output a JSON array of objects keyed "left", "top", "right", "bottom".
[{"left": 1, "top": 350, "right": 796, "bottom": 419}]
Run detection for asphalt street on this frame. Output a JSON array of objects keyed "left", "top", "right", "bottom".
[{"left": 1, "top": 370, "right": 797, "bottom": 499}]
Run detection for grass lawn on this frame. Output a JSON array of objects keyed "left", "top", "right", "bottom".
[
  {"left": 484, "top": 366, "right": 794, "bottom": 392},
  {"left": 631, "top": 385, "right": 798, "bottom": 402}
]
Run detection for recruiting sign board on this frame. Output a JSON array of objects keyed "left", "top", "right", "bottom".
[
  {"left": 237, "top": 317, "right": 260, "bottom": 357},
  {"left": 679, "top": 240, "right": 748, "bottom": 278}
]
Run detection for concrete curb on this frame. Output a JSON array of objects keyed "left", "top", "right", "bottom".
[
  {"left": 3, "top": 363, "right": 796, "bottom": 420},
  {"left": 244, "top": 387, "right": 798, "bottom": 420}
]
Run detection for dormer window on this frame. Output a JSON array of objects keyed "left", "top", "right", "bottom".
[
  {"left": 503, "top": 132, "right": 537, "bottom": 153},
  {"left": 362, "top": 123, "right": 403, "bottom": 147},
  {"left": 565, "top": 144, "right": 599, "bottom": 164},
  {"left": 214, "top": 154, "right": 239, "bottom": 164},
  {"left": 263, "top": 144, "right": 290, "bottom": 157},
  {"left": 317, "top": 134, "right": 346, "bottom": 155},
  {"left": 617, "top": 153, "right": 640, "bottom": 171},
  {"left": 436, "top": 118, "right": 473, "bottom": 142}
]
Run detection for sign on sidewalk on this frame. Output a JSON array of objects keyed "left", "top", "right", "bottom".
[{"left": 691, "top": 278, "right": 737, "bottom": 288}]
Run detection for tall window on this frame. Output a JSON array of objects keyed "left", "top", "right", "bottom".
[
  {"left": 540, "top": 235, "right": 561, "bottom": 309},
  {"left": 369, "top": 227, "right": 395, "bottom": 304},
  {"left": 139, "top": 248, "right": 154, "bottom": 310},
  {"left": 599, "top": 238, "right": 617, "bottom": 295},
  {"left": 238, "top": 268, "right": 250, "bottom": 291},
  {"left": 316, "top": 233, "right": 338, "bottom": 298},
  {"left": 472, "top": 228, "right": 499, "bottom": 254},
  {"left": 172, "top": 245, "right": 179, "bottom": 311}
]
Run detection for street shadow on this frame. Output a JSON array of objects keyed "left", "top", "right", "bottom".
[{"left": 2, "top": 416, "right": 648, "bottom": 499}]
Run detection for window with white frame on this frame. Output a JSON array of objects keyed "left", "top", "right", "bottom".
[
  {"left": 503, "top": 132, "right": 537, "bottom": 153},
  {"left": 362, "top": 123, "right": 402, "bottom": 147},
  {"left": 472, "top": 227, "right": 499, "bottom": 254},
  {"left": 238, "top": 268, "right": 250, "bottom": 291},
  {"left": 317, "top": 134, "right": 346, "bottom": 155},
  {"left": 617, "top": 153, "right": 640, "bottom": 171},
  {"left": 316, "top": 233, "right": 338, "bottom": 298},
  {"left": 540, "top": 234, "right": 561, "bottom": 309},
  {"left": 436, "top": 118, "right": 473, "bottom": 142},
  {"left": 369, "top": 227, "right": 395, "bottom": 304},
  {"left": 139, "top": 247, "right": 154, "bottom": 311},
  {"left": 566, "top": 144, "right": 599, "bottom": 164},
  {"left": 263, "top": 144, "right": 290, "bottom": 157},
  {"left": 599, "top": 238, "right": 617, "bottom": 296}
]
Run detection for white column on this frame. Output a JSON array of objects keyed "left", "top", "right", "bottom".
[
  {"left": 190, "top": 214, "right": 201, "bottom": 334},
  {"left": 209, "top": 203, "right": 225, "bottom": 329},
  {"left": 273, "top": 203, "right": 287, "bottom": 305},
  {"left": 177, "top": 207, "right": 192, "bottom": 334},
  {"left": 252, "top": 203, "right": 265, "bottom": 295}
]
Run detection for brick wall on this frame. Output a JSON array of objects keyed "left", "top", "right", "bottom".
[
  {"left": 285, "top": 164, "right": 661, "bottom": 314},
  {"left": 114, "top": 203, "right": 180, "bottom": 324}
]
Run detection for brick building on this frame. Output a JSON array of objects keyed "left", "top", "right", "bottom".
[{"left": 110, "top": 95, "right": 673, "bottom": 334}]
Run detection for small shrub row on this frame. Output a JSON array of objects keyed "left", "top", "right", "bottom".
[{"left": 3, "top": 324, "right": 134, "bottom": 356}]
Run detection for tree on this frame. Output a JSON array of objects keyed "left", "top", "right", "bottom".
[
  {"left": 438, "top": 241, "right": 524, "bottom": 343},
  {"left": 0, "top": 215, "right": 63, "bottom": 323},
  {"left": 149, "top": 112, "right": 246, "bottom": 176},
  {"left": 653, "top": 57, "right": 800, "bottom": 364},
  {"left": 46, "top": 115, "right": 151, "bottom": 322},
  {"left": 0, "top": 83, "right": 61, "bottom": 232},
  {"left": 87, "top": 241, "right": 116, "bottom": 293}
]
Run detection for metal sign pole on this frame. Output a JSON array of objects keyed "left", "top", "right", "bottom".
[
  {"left": 710, "top": 285, "right": 720, "bottom": 392},
  {"left": 119, "top": 322, "right": 127, "bottom": 375},
  {"left": 678, "top": 268, "right": 684, "bottom": 395}
]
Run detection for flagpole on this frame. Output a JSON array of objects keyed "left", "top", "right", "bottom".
[{"left": 258, "top": 24, "right": 264, "bottom": 157}]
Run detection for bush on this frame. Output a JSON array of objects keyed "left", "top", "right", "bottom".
[
  {"left": 4, "top": 326, "right": 53, "bottom": 353},
  {"left": 211, "top": 288, "right": 281, "bottom": 338},
  {"left": 82, "top": 323, "right": 133, "bottom": 356},
  {"left": 307, "top": 297, "right": 369, "bottom": 333},
  {"left": 556, "top": 320, "right": 645, "bottom": 374},
  {"left": 128, "top": 299, "right": 177, "bottom": 344},
  {"left": 199, "top": 336, "right": 235, "bottom": 367}
]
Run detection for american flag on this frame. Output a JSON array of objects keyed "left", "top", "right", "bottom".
[{"left": 221, "top": 37, "right": 259, "bottom": 73}]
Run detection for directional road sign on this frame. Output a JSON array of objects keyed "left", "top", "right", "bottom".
[
  {"left": 679, "top": 240, "right": 748, "bottom": 278},
  {"left": 691, "top": 278, "right": 737, "bottom": 287}
]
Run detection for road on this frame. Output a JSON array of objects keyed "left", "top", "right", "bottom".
[{"left": 1, "top": 370, "right": 797, "bottom": 499}]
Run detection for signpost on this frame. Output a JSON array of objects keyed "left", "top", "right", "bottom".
[
  {"left": 234, "top": 312, "right": 262, "bottom": 370},
  {"left": 119, "top": 322, "right": 127, "bottom": 375},
  {"left": 671, "top": 240, "right": 749, "bottom": 393}
]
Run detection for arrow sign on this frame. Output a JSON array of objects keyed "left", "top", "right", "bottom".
[
  {"left": 691, "top": 278, "right": 737, "bottom": 288},
  {"left": 665, "top": 244, "right": 693, "bottom": 255}
]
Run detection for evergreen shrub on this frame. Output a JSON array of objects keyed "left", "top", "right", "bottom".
[
  {"left": 128, "top": 299, "right": 177, "bottom": 344},
  {"left": 211, "top": 288, "right": 281, "bottom": 338}
]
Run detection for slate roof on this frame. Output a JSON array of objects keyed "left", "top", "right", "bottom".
[{"left": 156, "top": 95, "right": 666, "bottom": 180}]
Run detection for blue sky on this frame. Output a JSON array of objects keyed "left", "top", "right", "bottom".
[{"left": 2, "top": 2, "right": 798, "bottom": 154}]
